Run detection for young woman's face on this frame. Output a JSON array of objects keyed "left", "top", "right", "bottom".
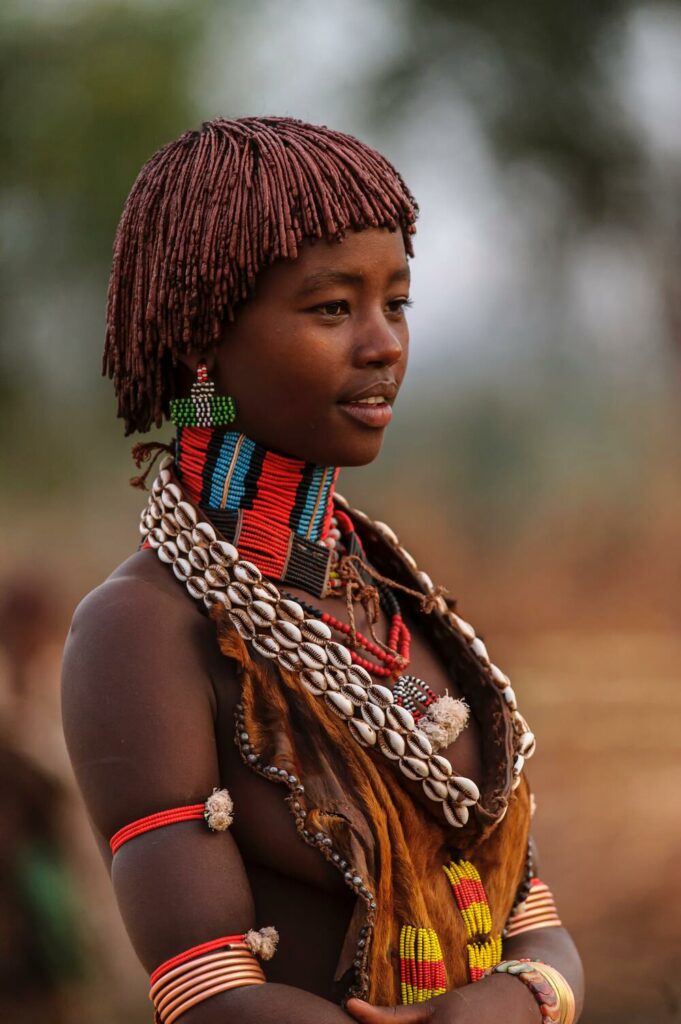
[{"left": 203, "top": 227, "right": 411, "bottom": 466}]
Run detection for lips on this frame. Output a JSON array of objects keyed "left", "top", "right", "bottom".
[
  {"left": 337, "top": 379, "right": 397, "bottom": 428},
  {"left": 337, "top": 379, "right": 398, "bottom": 404}
]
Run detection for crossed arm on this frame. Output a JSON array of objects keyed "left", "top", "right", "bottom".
[{"left": 62, "top": 575, "right": 583, "bottom": 1024}]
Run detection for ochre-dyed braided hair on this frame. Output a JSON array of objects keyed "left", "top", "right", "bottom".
[{"left": 104, "top": 115, "right": 419, "bottom": 435}]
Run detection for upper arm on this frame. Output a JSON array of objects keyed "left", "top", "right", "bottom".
[{"left": 61, "top": 575, "right": 255, "bottom": 974}]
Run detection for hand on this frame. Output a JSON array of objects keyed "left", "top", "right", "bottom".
[{"left": 347, "top": 972, "right": 540, "bottom": 1024}]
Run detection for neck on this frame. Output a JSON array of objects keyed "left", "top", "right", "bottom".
[{"left": 175, "top": 426, "right": 340, "bottom": 583}]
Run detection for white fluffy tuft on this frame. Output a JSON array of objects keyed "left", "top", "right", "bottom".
[
  {"left": 420, "top": 694, "right": 469, "bottom": 751},
  {"left": 245, "top": 926, "right": 279, "bottom": 961},
  {"left": 204, "top": 787, "right": 234, "bottom": 831}
]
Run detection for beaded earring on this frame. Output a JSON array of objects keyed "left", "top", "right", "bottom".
[{"left": 170, "top": 361, "right": 237, "bottom": 428}]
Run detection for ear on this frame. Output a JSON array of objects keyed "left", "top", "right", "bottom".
[{"left": 175, "top": 346, "right": 219, "bottom": 375}]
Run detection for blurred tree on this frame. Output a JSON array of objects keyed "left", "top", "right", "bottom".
[
  {"left": 0, "top": 0, "right": 212, "bottom": 413},
  {"left": 373, "top": 0, "right": 653, "bottom": 222}
]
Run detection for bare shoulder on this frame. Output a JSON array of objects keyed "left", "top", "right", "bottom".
[{"left": 61, "top": 549, "right": 232, "bottom": 842}]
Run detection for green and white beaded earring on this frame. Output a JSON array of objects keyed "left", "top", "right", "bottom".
[{"left": 170, "top": 361, "right": 237, "bottom": 428}]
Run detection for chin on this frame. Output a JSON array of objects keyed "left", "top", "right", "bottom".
[{"left": 328, "top": 435, "right": 385, "bottom": 468}]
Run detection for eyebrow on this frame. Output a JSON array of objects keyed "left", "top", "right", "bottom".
[{"left": 296, "top": 266, "right": 411, "bottom": 297}]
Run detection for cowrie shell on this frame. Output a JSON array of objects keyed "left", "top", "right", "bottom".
[
  {"left": 367, "top": 684, "right": 394, "bottom": 708},
  {"left": 417, "top": 570, "right": 433, "bottom": 592},
  {"left": 172, "top": 557, "right": 191, "bottom": 581},
  {"left": 205, "top": 564, "right": 230, "bottom": 588},
  {"left": 348, "top": 718, "right": 377, "bottom": 747},
  {"left": 324, "top": 668, "right": 343, "bottom": 691},
  {"left": 299, "top": 642, "right": 328, "bottom": 669},
  {"left": 300, "top": 669, "right": 327, "bottom": 694},
  {"left": 147, "top": 527, "right": 165, "bottom": 549},
  {"left": 252, "top": 581, "right": 280, "bottom": 603},
  {"left": 249, "top": 600, "right": 277, "bottom": 626},
  {"left": 326, "top": 642, "right": 352, "bottom": 669},
  {"left": 340, "top": 682, "right": 368, "bottom": 705},
  {"left": 386, "top": 705, "right": 416, "bottom": 733},
  {"left": 491, "top": 663, "right": 510, "bottom": 688},
  {"left": 192, "top": 521, "right": 216, "bottom": 546},
  {"left": 188, "top": 547, "right": 210, "bottom": 571},
  {"left": 300, "top": 619, "right": 333, "bottom": 642},
  {"left": 277, "top": 599, "right": 304, "bottom": 622},
  {"left": 186, "top": 576, "right": 208, "bottom": 599},
  {"left": 503, "top": 686, "right": 517, "bottom": 711},
  {"left": 208, "top": 540, "right": 238, "bottom": 566},
  {"left": 373, "top": 520, "right": 399, "bottom": 546},
  {"left": 325, "top": 691, "right": 354, "bottom": 719},
  {"left": 398, "top": 545, "right": 417, "bottom": 571},
  {"left": 428, "top": 754, "right": 453, "bottom": 781},
  {"left": 233, "top": 560, "right": 261, "bottom": 584},
  {"left": 361, "top": 703, "right": 385, "bottom": 730},
  {"left": 443, "top": 800, "right": 469, "bottom": 827},
  {"left": 176, "top": 530, "right": 193, "bottom": 554},
  {"left": 399, "top": 756, "right": 429, "bottom": 780},
  {"left": 406, "top": 731, "right": 432, "bottom": 758},
  {"left": 277, "top": 650, "right": 301, "bottom": 672},
  {"left": 204, "top": 590, "right": 230, "bottom": 610},
  {"left": 158, "top": 541, "right": 178, "bottom": 564},
  {"left": 448, "top": 776, "right": 480, "bottom": 804},
  {"left": 346, "top": 665, "right": 372, "bottom": 688},
  {"left": 251, "top": 635, "right": 280, "bottom": 660},
  {"left": 175, "top": 500, "right": 198, "bottom": 529},
  {"left": 470, "top": 636, "right": 490, "bottom": 663},
  {"left": 377, "top": 729, "right": 406, "bottom": 760},
  {"left": 518, "top": 732, "right": 536, "bottom": 757},
  {"left": 160, "top": 514, "right": 178, "bottom": 537},
  {"left": 271, "top": 621, "right": 303, "bottom": 649},
  {"left": 422, "top": 778, "right": 448, "bottom": 802},
  {"left": 229, "top": 609, "right": 255, "bottom": 639},
  {"left": 227, "top": 583, "right": 251, "bottom": 607},
  {"left": 450, "top": 613, "right": 475, "bottom": 642},
  {"left": 161, "top": 483, "right": 182, "bottom": 509}
]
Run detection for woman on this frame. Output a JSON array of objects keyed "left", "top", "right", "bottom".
[{"left": 62, "top": 116, "right": 583, "bottom": 1024}]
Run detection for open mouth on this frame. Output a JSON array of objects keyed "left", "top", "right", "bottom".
[{"left": 337, "top": 396, "right": 393, "bottom": 428}]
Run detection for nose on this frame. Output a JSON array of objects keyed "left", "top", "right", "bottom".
[{"left": 352, "top": 315, "right": 405, "bottom": 369}]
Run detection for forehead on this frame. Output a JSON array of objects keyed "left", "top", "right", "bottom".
[{"left": 254, "top": 227, "right": 410, "bottom": 298}]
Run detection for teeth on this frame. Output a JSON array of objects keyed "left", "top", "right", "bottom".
[{"left": 356, "top": 396, "right": 386, "bottom": 405}]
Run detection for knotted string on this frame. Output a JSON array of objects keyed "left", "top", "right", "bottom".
[
  {"left": 129, "top": 441, "right": 175, "bottom": 490},
  {"left": 335, "top": 553, "right": 449, "bottom": 657}
]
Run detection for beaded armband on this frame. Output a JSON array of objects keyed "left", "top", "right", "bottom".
[
  {"left": 150, "top": 929, "right": 278, "bottom": 1024},
  {"left": 504, "top": 878, "right": 562, "bottom": 939},
  {"left": 109, "top": 789, "right": 233, "bottom": 854}
]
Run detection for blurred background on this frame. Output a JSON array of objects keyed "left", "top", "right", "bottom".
[{"left": 1, "top": 0, "right": 680, "bottom": 1021}]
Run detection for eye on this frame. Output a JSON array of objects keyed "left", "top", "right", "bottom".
[
  {"left": 311, "top": 300, "right": 350, "bottom": 318},
  {"left": 386, "top": 297, "right": 413, "bottom": 315}
]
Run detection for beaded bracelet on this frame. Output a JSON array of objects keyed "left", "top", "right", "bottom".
[{"left": 490, "top": 959, "right": 575, "bottom": 1024}]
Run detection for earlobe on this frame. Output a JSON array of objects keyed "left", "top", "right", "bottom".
[{"left": 176, "top": 348, "right": 218, "bottom": 375}]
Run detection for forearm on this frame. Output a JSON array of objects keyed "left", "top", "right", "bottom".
[
  {"left": 503, "top": 926, "right": 585, "bottom": 1019},
  {"left": 177, "top": 981, "right": 354, "bottom": 1024}
]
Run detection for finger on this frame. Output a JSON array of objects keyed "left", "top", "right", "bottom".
[{"left": 346, "top": 997, "right": 434, "bottom": 1023}]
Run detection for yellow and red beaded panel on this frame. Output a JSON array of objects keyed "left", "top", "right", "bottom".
[
  {"left": 443, "top": 860, "right": 502, "bottom": 983},
  {"left": 399, "top": 925, "right": 447, "bottom": 1004}
]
